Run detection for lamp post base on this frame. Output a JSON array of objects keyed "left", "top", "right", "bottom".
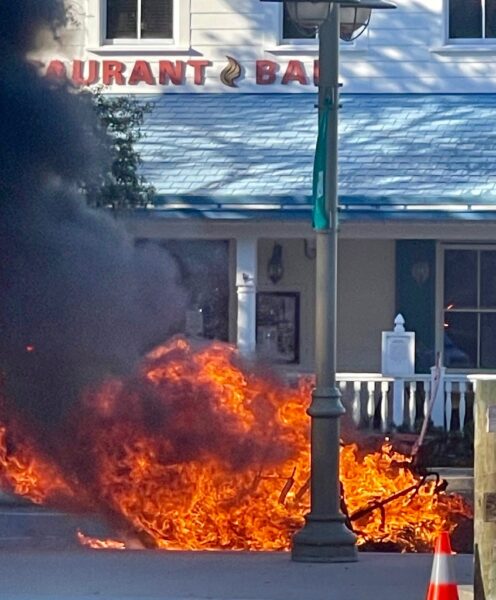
[{"left": 291, "top": 514, "right": 358, "bottom": 563}]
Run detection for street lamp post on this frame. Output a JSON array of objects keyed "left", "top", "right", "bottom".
[
  {"left": 293, "top": 4, "right": 355, "bottom": 563},
  {"left": 261, "top": 0, "right": 395, "bottom": 562}
]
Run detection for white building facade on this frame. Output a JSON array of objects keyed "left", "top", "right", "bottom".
[{"left": 44, "top": 0, "right": 496, "bottom": 379}]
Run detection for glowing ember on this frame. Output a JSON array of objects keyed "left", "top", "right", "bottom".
[{"left": 0, "top": 337, "right": 472, "bottom": 552}]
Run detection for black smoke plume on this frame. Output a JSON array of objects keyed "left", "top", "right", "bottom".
[{"left": 0, "top": 1, "right": 188, "bottom": 431}]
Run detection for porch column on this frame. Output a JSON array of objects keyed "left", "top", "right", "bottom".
[{"left": 236, "top": 237, "right": 258, "bottom": 357}]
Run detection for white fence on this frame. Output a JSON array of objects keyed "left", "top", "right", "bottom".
[{"left": 336, "top": 372, "right": 475, "bottom": 434}]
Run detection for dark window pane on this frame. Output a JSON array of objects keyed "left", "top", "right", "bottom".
[
  {"left": 449, "top": 0, "right": 482, "bottom": 38},
  {"left": 481, "top": 313, "right": 496, "bottom": 368},
  {"left": 481, "top": 251, "right": 496, "bottom": 307},
  {"left": 486, "top": 0, "right": 496, "bottom": 37},
  {"left": 444, "top": 250, "right": 477, "bottom": 308},
  {"left": 444, "top": 312, "right": 477, "bottom": 368},
  {"left": 107, "top": 0, "right": 137, "bottom": 38},
  {"left": 282, "top": 5, "right": 316, "bottom": 39},
  {"left": 141, "top": 0, "right": 173, "bottom": 38}
]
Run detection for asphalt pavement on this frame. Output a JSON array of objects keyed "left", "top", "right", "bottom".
[{"left": 0, "top": 549, "right": 474, "bottom": 600}]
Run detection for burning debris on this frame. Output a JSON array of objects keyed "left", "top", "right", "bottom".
[
  {"left": 0, "top": 2, "right": 472, "bottom": 554},
  {"left": 0, "top": 338, "right": 472, "bottom": 553}
]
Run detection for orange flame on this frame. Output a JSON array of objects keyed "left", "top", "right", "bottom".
[
  {"left": 0, "top": 425, "right": 75, "bottom": 505},
  {"left": 0, "top": 337, "right": 472, "bottom": 552}
]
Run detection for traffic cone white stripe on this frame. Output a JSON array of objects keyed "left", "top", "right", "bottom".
[{"left": 429, "top": 553, "right": 456, "bottom": 585}]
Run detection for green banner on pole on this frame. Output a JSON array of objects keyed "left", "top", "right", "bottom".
[{"left": 312, "top": 110, "right": 329, "bottom": 230}]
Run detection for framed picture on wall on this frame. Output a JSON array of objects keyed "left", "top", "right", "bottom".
[{"left": 256, "top": 292, "right": 300, "bottom": 364}]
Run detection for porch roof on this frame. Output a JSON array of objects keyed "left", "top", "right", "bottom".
[{"left": 137, "top": 93, "right": 496, "bottom": 220}]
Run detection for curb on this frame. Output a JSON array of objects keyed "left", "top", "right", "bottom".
[{"left": 458, "top": 585, "right": 473, "bottom": 599}]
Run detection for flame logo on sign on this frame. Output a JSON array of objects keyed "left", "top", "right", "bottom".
[{"left": 220, "top": 56, "right": 242, "bottom": 88}]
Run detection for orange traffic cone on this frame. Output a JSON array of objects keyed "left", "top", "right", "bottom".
[{"left": 426, "top": 532, "right": 459, "bottom": 600}]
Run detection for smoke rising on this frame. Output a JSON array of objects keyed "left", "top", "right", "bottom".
[{"left": 0, "top": 1, "right": 188, "bottom": 429}]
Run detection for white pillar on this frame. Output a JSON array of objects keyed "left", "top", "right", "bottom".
[{"left": 236, "top": 238, "right": 258, "bottom": 357}]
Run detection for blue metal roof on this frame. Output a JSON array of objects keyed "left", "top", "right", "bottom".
[{"left": 136, "top": 93, "right": 496, "bottom": 220}]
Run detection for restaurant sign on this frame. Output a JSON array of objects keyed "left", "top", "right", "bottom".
[{"left": 45, "top": 56, "right": 320, "bottom": 87}]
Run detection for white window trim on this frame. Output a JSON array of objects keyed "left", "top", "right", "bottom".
[
  {"left": 262, "top": 3, "right": 369, "bottom": 55},
  {"left": 86, "top": 0, "right": 191, "bottom": 54},
  {"left": 431, "top": 0, "right": 496, "bottom": 54},
  {"left": 437, "top": 242, "right": 496, "bottom": 373}
]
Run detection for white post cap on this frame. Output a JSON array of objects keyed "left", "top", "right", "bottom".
[{"left": 393, "top": 313, "right": 405, "bottom": 333}]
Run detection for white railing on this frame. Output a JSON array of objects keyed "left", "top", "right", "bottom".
[{"left": 336, "top": 372, "right": 475, "bottom": 434}]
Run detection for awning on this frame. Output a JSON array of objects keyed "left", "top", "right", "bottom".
[{"left": 136, "top": 93, "right": 496, "bottom": 221}]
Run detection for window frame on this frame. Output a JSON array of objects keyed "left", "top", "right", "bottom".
[
  {"left": 87, "top": 0, "right": 191, "bottom": 52},
  {"left": 261, "top": 2, "right": 368, "bottom": 54},
  {"left": 105, "top": 0, "right": 173, "bottom": 45},
  {"left": 445, "top": 0, "right": 496, "bottom": 44},
  {"left": 439, "top": 243, "right": 496, "bottom": 372},
  {"left": 280, "top": 3, "right": 318, "bottom": 45}
]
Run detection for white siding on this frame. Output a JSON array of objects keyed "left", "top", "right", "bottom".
[{"left": 42, "top": 0, "right": 496, "bottom": 93}]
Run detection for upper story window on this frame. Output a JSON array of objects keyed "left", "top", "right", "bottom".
[
  {"left": 282, "top": 4, "right": 316, "bottom": 41},
  {"left": 86, "top": 0, "right": 190, "bottom": 51},
  {"left": 280, "top": 5, "right": 363, "bottom": 45},
  {"left": 448, "top": 0, "right": 496, "bottom": 40},
  {"left": 106, "top": 0, "right": 173, "bottom": 40}
]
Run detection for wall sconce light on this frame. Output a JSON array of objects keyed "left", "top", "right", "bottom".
[
  {"left": 411, "top": 261, "right": 430, "bottom": 286},
  {"left": 267, "top": 243, "right": 284, "bottom": 284},
  {"left": 304, "top": 238, "right": 316, "bottom": 260}
]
